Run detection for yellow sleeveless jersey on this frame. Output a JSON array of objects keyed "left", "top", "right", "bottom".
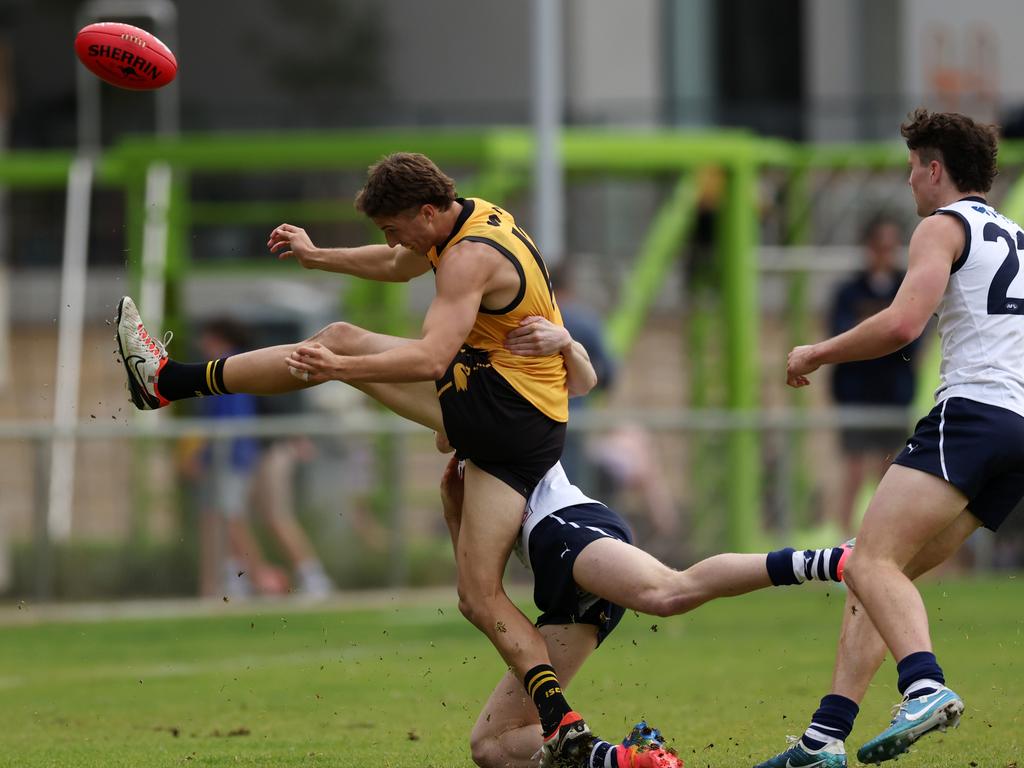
[{"left": 427, "top": 197, "right": 568, "bottom": 423}]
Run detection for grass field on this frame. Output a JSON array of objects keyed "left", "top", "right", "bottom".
[{"left": 1, "top": 578, "right": 1021, "bottom": 767}]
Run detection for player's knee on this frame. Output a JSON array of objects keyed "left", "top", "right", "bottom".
[
  {"left": 841, "top": 552, "right": 864, "bottom": 595},
  {"left": 312, "top": 321, "right": 360, "bottom": 352},
  {"left": 635, "top": 573, "right": 694, "bottom": 617},
  {"left": 456, "top": 577, "right": 501, "bottom": 626},
  {"left": 469, "top": 733, "right": 503, "bottom": 768},
  {"left": 457, "top": 589, "right": 484, "bottom": 627},
  {"left": 457, "top": 596, "right": 475, "bottom": 624}
]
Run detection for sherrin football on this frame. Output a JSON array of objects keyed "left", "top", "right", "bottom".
[{"left": 75, "top": 22, "right": 177, "bottom": 90}]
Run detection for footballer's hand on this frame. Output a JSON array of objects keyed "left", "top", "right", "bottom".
[
  {"left": 285, "top": 342, "right": 342, "bottom": 384},
  {"left": 268, "top": 223, "right": 319, "bottom": 268},
  {"left": 439, "top": 456, "right": 465, "bottom": 524},
  {"left": 786, "top": 344, "right": 819, "bottom": 388},
  {"left": 504, "top": 316, "right": 570, "bottom": 356}
]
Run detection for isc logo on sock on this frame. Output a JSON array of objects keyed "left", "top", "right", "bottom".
[{"left": 544, "top": 687, "right": 562, "bottom": 697}]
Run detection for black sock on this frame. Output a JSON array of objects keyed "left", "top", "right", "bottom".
[
  {"left": 524, "top": 664, "right": 572, "bottom": 736},
  {"left": 766, "top": 548, "right": 800, "bottom": 585},
  {"left": 896, "top": 651, "right": 945, "bottom": 695},
  {"left": 158, "top": 357, "right": 232, "bottom": 401},
  {"left": 800, "top": 693, "right": 859, "bottom": 750}
]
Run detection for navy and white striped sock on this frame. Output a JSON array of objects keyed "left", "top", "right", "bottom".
[
  {"left": 765, "top": 546, "right": 848, "bottom": 586},
  {"left": 795, "top": 546, "right": 847, "bottom": 583},
  {"left": 589, "top": 739, "right": 616, "bottom": 768}
]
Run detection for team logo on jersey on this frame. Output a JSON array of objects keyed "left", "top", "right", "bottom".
[{"left": 453, "top": 362, "right": 471, "bottom": 391}]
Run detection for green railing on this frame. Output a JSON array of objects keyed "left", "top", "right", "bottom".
[{"left": 5, "top": 129, "right": 1024, "bottom": 551}]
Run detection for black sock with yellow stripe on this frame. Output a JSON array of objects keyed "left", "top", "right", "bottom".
[
  {"left": 158, "top": 357, "right": 232, "bottom": 400},
  {"left": 524, "top": 663, "right": 572, "bottom": 737}
]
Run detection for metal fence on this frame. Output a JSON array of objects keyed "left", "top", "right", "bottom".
[{"left": 0, "top": 403, "right": 945, "bottom": 601}]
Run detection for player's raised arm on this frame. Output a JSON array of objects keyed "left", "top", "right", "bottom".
[
  {"left": 285, "top": 241, "right": 488, "bottom": 384},
  {"left": 268, "top": 223, "right": 430, "bottom": 282}
]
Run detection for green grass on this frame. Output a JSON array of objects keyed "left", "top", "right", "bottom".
[{"left": 1, "top": 578, "right": 1022, "bottom": 767}]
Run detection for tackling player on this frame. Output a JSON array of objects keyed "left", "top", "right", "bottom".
[{"left": 439, "top": 452, "right": 849, "bottom": 768}]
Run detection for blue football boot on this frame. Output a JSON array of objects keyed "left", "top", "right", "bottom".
[
  {"left": 856, "top": 687, "right": 964, "bottom": 764},
  {"left": 622, "top": 721, "right": 666, "bottom": 751},
  {"left": 753, "top": 736, "right": 847, "bottom": 768}
]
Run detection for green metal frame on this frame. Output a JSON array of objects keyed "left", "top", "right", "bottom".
[{"left": 5, "top": 131, "right": 1024, "bottom": 551}]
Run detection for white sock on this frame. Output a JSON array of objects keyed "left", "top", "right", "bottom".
[{"left": 905, "top": 678, "right": 943, "bottom": 698}]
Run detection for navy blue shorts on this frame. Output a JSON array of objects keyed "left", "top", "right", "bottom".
[
  {"left": 528, "top": 502, "right": 633, "bottom": 646},
  {"left": 893, "top": 397, "right": 1024, "bottom": 531}
]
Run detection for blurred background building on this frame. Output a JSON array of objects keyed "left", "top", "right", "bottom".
[{"left": 2, "top": 0, "right": 1023, "bottom": 600}]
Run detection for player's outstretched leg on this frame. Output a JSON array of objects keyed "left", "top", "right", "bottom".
[
  {"left": 116, "top": 294, "right": 308, "bottom": 408},
  {"left": 856, "top": 684, "right": 963, "bottom": 764},
  {"left": 116, "top": 295, "right": 445, "bottom": 431}
]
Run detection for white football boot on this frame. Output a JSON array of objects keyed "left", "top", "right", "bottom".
[{"left": 115, "top": 296, "right": 171, "bottom": 410}]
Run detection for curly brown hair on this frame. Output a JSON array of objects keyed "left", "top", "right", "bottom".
[
  {"left": 354, "top": 153, "right": 458, "bottom": 218},
  {"left": 900, "top": 108, "right": 999, "bottom": 193}
]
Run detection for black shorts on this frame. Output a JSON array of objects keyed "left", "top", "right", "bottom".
[
  {"left": 839, "top": 426, "right": 908, "bottom": 456},
  {"left": 437, "top": 345, "right": 566, "bottom": 497},
  {"left": 528, "top": 502, "right": 633, "bottom": 646},
  {"left": 893, "top": 397, "right": 1024, "bottom": 531}
]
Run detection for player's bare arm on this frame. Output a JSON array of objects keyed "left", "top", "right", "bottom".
[
  {"left": 285, "top": 241, "right": 500, "bottom": 383},
  {"left": 268, "top": 223, "right": 430, "bottom": 282},
  {"left": 505, "top": 316, "right": 598, "bottom": 397},
  {"left": 787, "top": 214, "right": 962, "bottom": 388}
]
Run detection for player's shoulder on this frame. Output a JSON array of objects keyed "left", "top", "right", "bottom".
[
  {"left": 446, "top": 200, "right": 516, "bottom": 255},
  {"left": 914, "top": 209, "right": 968, "bottom": 244},
  {"left": 437, "top": 236, "right": 507, "bottom": 281},
  {"left": 906, "top": 213, "right": 965, "bottom": 269},
  {"left": 457, "top": 200, "right": 517, "bottom": 238}
]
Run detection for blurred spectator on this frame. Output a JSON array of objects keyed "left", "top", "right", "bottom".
[
  {"left": 551, "top": 265, "right": 616, "bottom": 489},
  {"left": 828, "top": 216, "right": 920, "bottom": 535},
  {"left": 182, "top": 318, "right": 335, "bottom": 599},
  {"left": 552, "top": 266, "right": 680, "bottom": 550}
]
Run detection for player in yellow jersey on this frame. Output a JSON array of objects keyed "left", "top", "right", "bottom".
[{"left": 116, "top": 153, "right": 657, "bottom": 767}]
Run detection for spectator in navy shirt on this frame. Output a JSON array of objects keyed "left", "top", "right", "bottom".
[{"left": 829, "top": 216, "right": 920, "bottom": 535}]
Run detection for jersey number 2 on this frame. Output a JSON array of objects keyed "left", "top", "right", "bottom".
[{"left": 983, "top": 223, "right": 1024, "bottom": 315}]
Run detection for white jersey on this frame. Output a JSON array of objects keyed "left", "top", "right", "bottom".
[
  {"left": 515, "top": 461, "right": 603, "bottom": 569},
  {"left": 932, "top": 197, "right": 1024, "bottom": 417}
]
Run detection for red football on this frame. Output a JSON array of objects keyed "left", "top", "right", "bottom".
[{"left": 74, "top": 22, "right": 177, "bottom": 90}]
